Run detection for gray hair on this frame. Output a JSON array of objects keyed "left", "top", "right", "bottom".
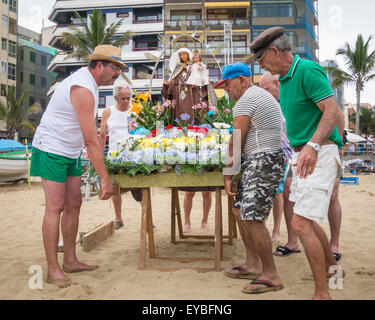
[
  {"left": 113, "top": 83, "right": 132, "bottom": 99},
  {"left": 269, "top": 34, "right": 291, "bottom": 52}
]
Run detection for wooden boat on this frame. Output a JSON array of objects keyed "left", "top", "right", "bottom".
[{"left": 0, "top": 150, "right": 30, "bottom": 182}]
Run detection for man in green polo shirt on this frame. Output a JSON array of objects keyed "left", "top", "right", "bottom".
[{"left": 250, "top": 27, "right": 344, "bottom": 300}]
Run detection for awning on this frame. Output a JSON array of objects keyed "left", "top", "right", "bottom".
[{"left": 204, "top": 1, "right": 250, "bottom": 7}]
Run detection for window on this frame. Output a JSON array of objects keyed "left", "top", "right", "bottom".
[
  {"left": 1, "top": 38, "right": 6, "bottom": 51},
  {"left": 134, "top": 13, "right": 162, "bottom": 23},
  {"left": 30, "top": 51, "right": 36, "bottom": 63},
  {"left": 253, "top": 3, "right": 293, "bottom": 17},
  {"left": 8, "top": 40, "right": 16, "bottom": 58},
  {"left": 20, "top": 48, "right": 23, "bottom": 60},
  {"left": 2, "top": 0, "right": 8, "bottom": 5},
  {"left": 29, "top": 73, "right": 35, "bottom": 85},
  {"left": 98, "top": 96, "right": 106, "bottom": 108},
  {"left": 8, "top": 63, "right": 15, "bottom": 80},
  {"left": 134, "top": 40, "right": 160, "bottom": 51},
  {"left": 20, "top": 71, "right": 23, "bottom": 83},
  {"left": 170, "top": 10, "right": 201, "bottom": 21},
  {"left": 41, "top": 76, "right": 47, "bottom": 88},
  {"left": 134, "top": 66, "right": 162, "bottom": 79},
  {"left": 1, "top": 60, "right": 7, "bottom": 73},
  {"left": 41, "top": 55, "right": 47, "bottom": 66},
  {"left": 9, "top": 0, "right": 16, "bottom": 13},
  {"left": 116, "top": 12, "right": 129, "bottom": 18},
  {"left": 29, "top": 96, "right": 35, "bottom": 106},
  {"left": 206, "top": 8, "right": 246, "bottom": 20},
  {"left": 41, "top": 99, "right": 46, "bottom": 110},
  {"left": 2, "top": 15, "right": 8, "bottom": 29}
]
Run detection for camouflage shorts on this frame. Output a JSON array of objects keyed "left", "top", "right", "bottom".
[{"left": 233, "top": 150, "right": 286, "bottom": 221}]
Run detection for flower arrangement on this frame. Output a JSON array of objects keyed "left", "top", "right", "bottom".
[{"left": 106, "top": 125, "right": 231, "bottom": 176}]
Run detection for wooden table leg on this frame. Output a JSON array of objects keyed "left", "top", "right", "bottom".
[
  {"left": 214, "top": 187, "right": 223, "bottom": 270},
  {"left": 139, "top": 187, "right": 148, "bottom": 269},
  {"left": 175, "top": 190, "right": 184, "bottom": 239},
  {"left": 171, "top": 188, "right": 176, "bottom": 244},
  {"left": 227, "top": 195, "right": 234, "bottom": 245},
  {"left": 146, "top": 188, "right": 155, "bottom": 258}
]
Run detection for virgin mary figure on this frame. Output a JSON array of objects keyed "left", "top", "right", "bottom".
[{"left": 162, "top": 47, "right": 208, "bottom": 123}]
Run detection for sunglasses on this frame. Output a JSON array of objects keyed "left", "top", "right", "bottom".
[
  {"left": 102, "top": 62, "right": 124, "bottom": 72},
  {"left": 255, "top": 48, "right": 271, "bottom": 63}
]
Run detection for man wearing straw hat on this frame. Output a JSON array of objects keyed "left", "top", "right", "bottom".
[
  {"left": 31, "top": 45, "right": 126, "bottom": 288},
  {"left": 249, "top": 27, "right": 343, "bottom": 299}
]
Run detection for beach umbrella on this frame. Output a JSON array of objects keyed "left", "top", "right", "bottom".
[{"left": 346, "top": 132, "right": 367, "bottom": 143}]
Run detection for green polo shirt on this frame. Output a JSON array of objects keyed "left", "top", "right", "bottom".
[{"left": 278, "top": 55, "right": 343, "bottom": 149}]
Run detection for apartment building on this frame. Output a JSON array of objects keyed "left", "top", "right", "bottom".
[
  {"left": 47, "top": 0, "right": 165, "bottom": 117},
  {"left": 0, "top": 0, "right": 17, "bottom": 137},
  {"left": 164, "top": 0, "right": 251, "bottom": 83},
  {"left": 251, "top": 0, "right": 319, "bottom": 82},
  {"left": 16, "top": 26, "right": 57, "bottom": 138},
  {"left": 165, "top": 0, "right": 319, "bottom": 84}
]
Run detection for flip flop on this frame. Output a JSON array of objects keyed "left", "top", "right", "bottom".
[
  {"left": 332, "top": 252, "right": 342, "bottom": 262},
  {"left": 273, "top": 245, "right": 301, "bottom": 257},
  {"left": 224, "top": 266, "right": 260, "bottom": 280},
  {"left": 62, "top": 264, "right": 99, "bottom": 273},
  {"left": 46, "top": 276, "right": 78, "bottom": 288},
  {"left": 242, "top": 279, "right": 284, "bottom": 294}
]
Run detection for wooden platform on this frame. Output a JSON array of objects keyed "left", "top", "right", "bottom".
[{"left": 112, "top": 171, "right": 237, "bottom": 271}]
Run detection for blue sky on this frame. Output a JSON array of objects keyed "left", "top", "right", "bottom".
[{"left": 18, "top": 0, "right": 375, "bottom": 105}]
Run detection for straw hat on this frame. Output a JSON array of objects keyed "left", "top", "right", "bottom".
[
  {"left": 88, "top": 45, "right": 127, "bottom": 68},
  {"left": 169, "top": 47, "right": 193, "bottom": 72}
]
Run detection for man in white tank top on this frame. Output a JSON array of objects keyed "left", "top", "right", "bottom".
[
  {"left": 99, "top": 83, "right": 142, "bottom": 229},
  {"left": 30, "top": 45, "right": 126, "bottom": 288}
]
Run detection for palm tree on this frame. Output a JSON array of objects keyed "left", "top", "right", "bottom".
[
  {"left": 0, "top": 86, "right": 42, "bottom": 140},
  {"left": 325, "top": 34, "right": 375, "bottom": 134},
  {"left": 62, "top": 9, "right": 134, "bottom": 61},
  {"left": 350, "top": 108, "right": 375, "bottom": 137}
]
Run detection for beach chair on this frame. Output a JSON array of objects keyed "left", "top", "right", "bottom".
[{"left": 340, "top": 177, "right": 359, "bottom": 185}]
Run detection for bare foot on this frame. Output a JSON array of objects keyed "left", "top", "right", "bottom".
[
  {"left": 312, "top": 294, "right": 331, "bottom": 300},
  {"left": 46, "top": 275, "right": 78, "bottom": 288},
  {"left": 184, "top": 224, "right": 191, "bottom": 233},
  {"left": 201, "top": 222, "right": 209, "bottom": 232},
  {"left": 62, "top": 260, "right": 99, "bottom": 273}
]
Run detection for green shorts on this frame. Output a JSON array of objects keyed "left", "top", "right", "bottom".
[{"left": 30, "top": 147, "right": 82, "bottom": 183}]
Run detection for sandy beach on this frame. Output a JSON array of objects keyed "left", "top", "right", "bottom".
[{"left": 0, "top": 174, "right": 374, "bottom": 300}]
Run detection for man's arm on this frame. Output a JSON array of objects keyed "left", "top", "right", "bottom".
[
  {"left": 224, "top": 115, "right": 250, "bottom": 196},
  {"left": 296, "top": 96, "right": 342, "bottom": 178},
  {"left": 70, "top": 85, "right": 113, "bottom": 200}
]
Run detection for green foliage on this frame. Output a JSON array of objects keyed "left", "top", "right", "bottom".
[
  {"left": 324, "top": 34, "right": 375, "bottom": 134},
  {"left": 131, "top": 100, "right": 175, "bottom": 131},
  {"left": 0, "top": 86, "right": 41, "bottom": 140},
  {"left": 203, "top": 96, "right": 235, "bottom": 125},
  {"left": 350, "top": 108, "right": 375, "bottom": 136},
  {"left": 103, "top": 159, "right": 163, "bottom": 176}
]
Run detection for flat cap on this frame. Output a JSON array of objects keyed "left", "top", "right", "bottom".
[{"left": 249, "top": 26, "right": 285, "bottom": 62}]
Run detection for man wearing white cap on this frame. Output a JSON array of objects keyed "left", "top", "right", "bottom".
[{"left": 31, "top": 45, "right": 126, "bottom": 288}]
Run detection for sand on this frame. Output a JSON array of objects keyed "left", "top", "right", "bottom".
[{"left": 0, "top": 175, "right": 374, "bottom": 300}]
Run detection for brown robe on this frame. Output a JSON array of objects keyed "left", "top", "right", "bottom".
[{"left": 162, "top": 63, "right": 208, "bottom": 125}]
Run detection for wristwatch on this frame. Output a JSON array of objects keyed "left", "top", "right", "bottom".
[{"left": 307, "top": 141, "right": 321, "bottom": 152}]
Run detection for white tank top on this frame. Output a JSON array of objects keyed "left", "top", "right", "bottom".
[
  {"left": 32, "top": 67, "right": 99, "bottom": 158},
  {"left": 107, "top": 105, "right": 131, "bottom": 153}
]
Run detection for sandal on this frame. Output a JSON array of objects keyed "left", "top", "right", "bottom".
[
  {"left": 273, "top": 245, "right": 301, "bottom": 257},
  {"left": 224, "top": 265, "right": 260, "bottom": 280},
  {"left": 242, "top": 279, "right": 284, "bottom": 294}
]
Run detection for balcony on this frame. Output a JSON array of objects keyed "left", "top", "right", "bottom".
[
  {"left": 165, "top": 20, "right": 202, "bottom": 29},
  {"left": 206, "top": 19, "right": 250, "bottom": 28}
]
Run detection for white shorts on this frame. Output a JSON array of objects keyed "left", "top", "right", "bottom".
[{"left": 289, "top": 144, "right": 341, "bottom": 223}]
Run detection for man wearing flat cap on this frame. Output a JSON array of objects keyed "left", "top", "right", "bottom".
[
  {"left": 218, "top": 62, "right": 285, "bottom": 294},
  {"left": 31, "top": 45, "right": 126, "bottom": 288},
  {"left": 250, "top": 27, "right": 344, "bottom": 300}
]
